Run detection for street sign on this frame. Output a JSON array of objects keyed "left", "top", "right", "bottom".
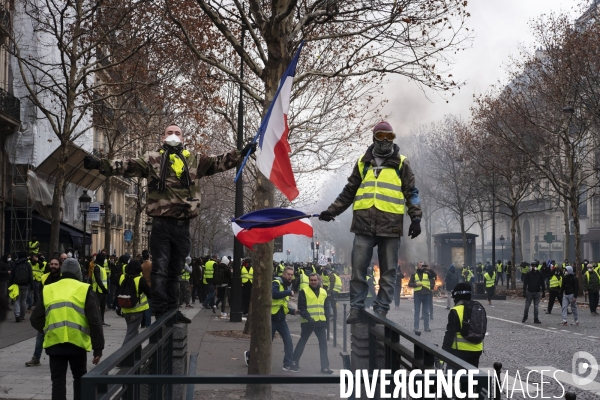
[
  {"left": 88, "top": 202, "right": 101, "bottom": 221},
  {"left": 124, "top": 230, "right": 133, "bottom": 242}
]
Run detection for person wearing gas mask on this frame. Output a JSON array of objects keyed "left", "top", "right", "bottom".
[
  {"left": 83, "top": 124, "right": 256, "bottom": 323},
  {"left": 319, "top": 121, "right": 422, "bottom": 323}
]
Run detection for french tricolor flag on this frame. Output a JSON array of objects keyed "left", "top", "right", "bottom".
[
  {"left": 255, "top": 42, "right": 304, "bottom": 201},
  {"left": 231, "top": 208, "right": 313, "bottom": 249}
]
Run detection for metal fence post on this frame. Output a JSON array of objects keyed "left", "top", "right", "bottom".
[{"left": 343, "top": 304, "right": 348, "bottom": 352}]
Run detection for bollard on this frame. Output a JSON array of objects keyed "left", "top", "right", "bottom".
[
  {"left": 565, "top": 392, "right": 576, "bottom": 400},
  {"left": 343, "top": 303, "right": 348, "bottom": 352},
  {"left": 493, "top": 362, "right": 502, "bottom": 400}
]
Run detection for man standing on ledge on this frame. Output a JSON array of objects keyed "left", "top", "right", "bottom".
[
  {"left": 319, "top": 121, "right": 422, "bottom": 322},
  {"left": 84, "top": 125, "right": 256, "bottom": 323}
]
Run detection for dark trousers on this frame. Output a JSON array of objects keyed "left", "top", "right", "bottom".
[
  {"left": 589, "top": 291, "right": 599, "bottom": 313},
  {"left": 191, "top": 283, "right": 201, "bottom": 302},
  {"left": 394, "top": 282, "right": 401, "bottom": 307},
  {"left": 547, "top": 290, "right": 562, "bottom": 313},
  {"left": 506, "top": 275, "right": 511, "bottom": 289},
  {"left": 96, "top": 292, "right": 106, "bottom": 322},
  {"left": 49, "top": 353, "right": 87, "bottom": 400},
  {"left": 495, "top": 272, "right": 504, "bottom": 285},
  {"left": 293, "top": 323, "right": 329, "bottom": 369},
  {"left": 150, "top": 217, "right": 191, "bottom": 315},
  {"left": 242, "top": 282, "right": 252, "bottom": 314},
  {"left": 486, "top": 286, "right": 495, "bottom": 302},
  {"left": 272, "top": 318, "right": 294, "bottom": 367}
]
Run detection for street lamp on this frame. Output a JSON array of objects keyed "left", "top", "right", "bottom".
[
  {"left": 145, "top": 219, "right": 152, "bottom": 250},
  {"left": 499, "top": 235, "right": 505, "bottom": 264},
  {"left": 79, "top": 190, "right": 92, "bottom": 262},
  {"left": 286, "top": 249, "right": 291, "bottom": 262}
]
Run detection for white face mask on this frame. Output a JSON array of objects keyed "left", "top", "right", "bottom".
[
  {"left": 67, "top": 252, "right": 73, "bottom": 258},
  {"left": 165, "top": 134, "right": 182, "bottom": 147}
]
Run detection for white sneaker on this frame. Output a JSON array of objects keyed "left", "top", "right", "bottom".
[{"left": 244, "top": 351, "right": 249, "bottom": 366}]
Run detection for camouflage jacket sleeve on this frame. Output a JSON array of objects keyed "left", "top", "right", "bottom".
[
  {"left": 400, "top": 158, "right": 423, "bottom": 221},
  {"left": 326, "top": 163, "right": 362, "bottom": 217},
  {"left": 98, "top": 156, "right": 152, "bottom": 179},
  {"left": 196, "top": 149, "right": 242, "bottom": 178}
]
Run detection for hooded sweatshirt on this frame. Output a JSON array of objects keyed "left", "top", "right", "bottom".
[
  {"left": 561, "top": 266, "right": 579, "bottom": 296},
  {"left": 445, "top": 264, "right": 459, "bottom": 291}
]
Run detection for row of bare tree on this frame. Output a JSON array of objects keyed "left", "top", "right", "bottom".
[{"left": 410, "top": 10, "right": 600, "bottom": 293}]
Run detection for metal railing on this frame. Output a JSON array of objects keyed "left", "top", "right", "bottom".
[
  {"left": 0, "top": 86, "right": 20, "bottom": 123},
  {"left": 81, "top": 309, "right": 178, "bottom": 400}
]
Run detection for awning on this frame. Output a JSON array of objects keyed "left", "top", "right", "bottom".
[
  {"left": 35, "top": 143, "right": 106, "bottom": 191},
  {"left": 582, "top": 229, "right": 600, "bottom": 242},
  {"left": 32, "top": 214, "right": 91, "bottom": 246}
]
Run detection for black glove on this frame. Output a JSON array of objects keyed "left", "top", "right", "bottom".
[
  {"left": 241, "top": 142, "right": 257, "bottom": 157},
  {"left": 408, "top": 220, "right": 421, "bottom": 239},
  {"left": 319, "top": 210, "right": 334, "bottom": 222},
  {"left": 83, "top": 155, "right": 101, "bottom": 170}
]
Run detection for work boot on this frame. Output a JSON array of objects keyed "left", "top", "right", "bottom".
[
  {"left": 176, "top": 311, "right": 191, "bottom": 324},
  {"left": 534, "top": 319, "right": 541, "bottom": 324},
  {"left": 25, "top": 357, "right": 40, "bottom": 367},
  {"left": 374, "top": 309, "right": 387, "bottom": 319},
  {"left": 345, "top": 308, "right": 362, "bottom": 324}
]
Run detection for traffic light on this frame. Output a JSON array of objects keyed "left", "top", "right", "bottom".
[
  {"left": 311, "top": 242, "right": 314, "bottom": 250},
  {"left": 316, "top": 241, "right": 320, "bottom": 250}
]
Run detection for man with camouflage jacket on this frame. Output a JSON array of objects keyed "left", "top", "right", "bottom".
[{"left": 84, "top": 125, "right": 255, "bottom": 323}]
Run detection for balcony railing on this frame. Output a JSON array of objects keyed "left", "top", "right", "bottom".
[{"left": 0, "top": 86, "right": 20, "bottom": 124}]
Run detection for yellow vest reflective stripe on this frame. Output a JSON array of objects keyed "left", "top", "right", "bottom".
[
  {"left": 496, "top": 263, "right": 503, "bottom": 273},
  {"left": 92, "top": 265, "right": 107, "bottom": 292},
  {"left": 31, "top": 262, "right": 44, "bottom": 281},
  {"left": 353, "top": 155, "right": 406, "bottom": 214},
  {"left": 484, "top": 272, "right": 495, "bottom": 288},
  {"left": 181, "top": 267, "right": 190, "bottom": 281},
  {"left": 119, "top": 275, "right": 149, "bottom": 313},
  {"left": 29, "top": 241, "right": 40, "bottom": 254},
  {"left": 367, "top": 275, "right": 374, "bottom": 297},
  {"left": 104, "top": 260, "right": 111, "bottom": 277},
  {"left": 204, "top": 260, "right": 215, "bottom": 283},
  {"left": 332, "top": 273, "right": 342, "bottom": 293},
  {"left": 271, "top": 279, "right": 289, "bottom": 315},
  {"left": 549, "top": 275, "right": 562, "bottom": 289},
  {"left": 413, "top": 272, "right": 430, "bottom": 292},
  {"left": 43, "top": 279, "right": 91, "bottom": 351},
  {"left": 241, "top": 266, "right": 254, "bottom": 283},
  {"left": 451, "top": 304, "right": 484, "bottom": 352},
  {"left": 299, "top": 273, "right": 309, "bottom": 291},
  {"left": 300, "top": 287, "right": 327, "bottom": 323}
]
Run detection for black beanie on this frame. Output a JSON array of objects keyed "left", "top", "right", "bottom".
[{"left": 452, "top": 282, "right": 472, "bottom": 302}]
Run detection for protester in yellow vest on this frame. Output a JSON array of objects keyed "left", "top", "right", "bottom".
[
  {"left": 28, "top": 236, "right": 40, "bottom": 254},
  {"left": 180, "top": 257, "right": 192, "bottom": 308},
  {"left": 546, "top": 265, "right": 563, "bottom": 315},
  {"left": 291, "top": 273, "right": 333, "bottom": 374},
  {"left": 91, "top": 253, "right": 109, "bottom": 327},
  {"left": 319, "top": 121, "right": 422, "bottom": 324},
  {"left": 408, "top": 263, "right": 432, "bottom": 334},
  {"left": 30, "top": 254, "right": 44, "bottom": 307},
  {"left": 270, "top": 266, "right": 299, "bottom": 371},
  {"left": 202, "top": 256, "right": 217, "bottom": 309},
  {"left": 119, "top": 260, "right": 151, "bottom": 346},
  {"left": 241, "top": 258, "right": 253, "bottom": 316},
  {"left": 483, "top": 264, "right": 496, "bottom": 307},
  {"left": 442, "top": 282, "right": 484, "bottom": 368},
  {"left": 30, "top": 258, "right": 104, "bottom": 400}
]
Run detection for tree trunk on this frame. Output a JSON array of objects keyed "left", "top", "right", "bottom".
[
  {"left": 570, "top": 199, "right": 583, "bottom": 296},
  {"left": 516, "top": 221, "right": 523, "bottom": 262},
  {"left": 480, "top": 210, "right": 485, "bottom": 265},
  {"left": 426, "top": 215, "right": 432, "bottom": 263},
  {"left": 49, "top": 146, "right": 69, "bottom": 253},
  {"left": 563, "top": 201, "right": 570, "bottom": 262},
  {"left": 246, "top": 175, "right": 275, "bottom": 400},
  {"left": 103, "top": 177, "right": 113, "bottom": 254}
]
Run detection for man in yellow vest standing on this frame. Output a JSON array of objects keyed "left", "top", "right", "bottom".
[
  {"left": 30, "top": 258, "right": 104, "bottom": 400},
  {"left": 91, "top": 253, "right": 110, "bottom": 326},
  {"left": 30, "top": 254, "right": 44, "bottom": 307},
  {"left": 319, "top": 121, "right": 422, "bottom": 323},
  {"left": 441, "top": 282, "right": 484, "bottom": 368},
  {"left": 180, "top": 256, "right": 192, "bottom": 308},
  {"left": 483, "top": 264, "right": 496, "bottom": 307},
  {"left": 291, "top": 273, "right": 333, "bottom": 374},
  {"left": 202, "top": 255, "right": 217, "bottom": 309},
  {"left": 408, "top": 263, "right": 434, "bottom": 334},
  {"left": 119, "top": 260, "right": 152, "bottom": 345},
  {"left": 28, "top": 236, "right": 40, "bottom": 255},
  {"left": 271, "top": 266, "right": 299, "bottom": 371},
  {"left": 241, "top": 258, "right": 253, "bottom": 317}
]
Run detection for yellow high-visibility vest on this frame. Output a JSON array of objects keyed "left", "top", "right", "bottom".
[
  {"left": 28, "top": 241, "right": 40, "bottom": 254},
  {"left": 31, "top": 262, "right": 44, "bottom": 282},
  {"left": 299, "top": 273, "right": 309, "bottom": 291},
  {"left": 241, "top": 266, "right": 253, "bottom": 284},
  {"left": 484, "top": 272, "right": 495, "bottom": 288},
  {"left": 451, "top": 304, "right": 484, "bottom": 352},
  {"left": 300, "top": 287, "right": 327, "bottom": 323},
  {"left": 331, "top": 273, "right": 342, "bottom": 293},
  {"left": 353, "top": 155, "right": 406, "bottom": 214},
  {"left": 181, "top": 268, "right": 190, "bottom": 281},
  {"left": 43, "top": 279, "right": 91, "bottom": 351},
  {"left": 549, "top": 275, "right": 562, "bottom": 289},
  {"left": 92, "top": 265, "right": 107, "bottom": 293},
  {"left": 271, "top": 279, "right": 289, "bottom": 315},
  {"left": 119, "top": 274, "right": 149, "bottom": 314},
  {"left": 203, "top": 260, "right": 215, "bottom": 284},
  {"left": 414, "top": 272, "right": 430, "bottom": 292}
]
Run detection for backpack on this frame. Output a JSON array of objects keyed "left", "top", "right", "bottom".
[
  {"left": 459, "top": 300, "right": 487, "bottom": 344},
  {"left": 117, "top": 275, "right": 140, "bottom": 309},
  {"left": 13, "top": 262, "right": 29, "bottom": 285},
  {"left": 212, "top": 265, "right": 226, "bottom": 286}
]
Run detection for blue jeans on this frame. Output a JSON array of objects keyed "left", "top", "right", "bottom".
[
  {"left": 272, "top": 318, "right": 294, "bottom": 367},
  {"left": 203, "top": 284, "right": 215, "bottom": 308},
  {"left": 350, "top": 234, "right": 399, "bottom": 312},
  {"left": 414, "top": 294, "right": 431, "bottom": 331},
  {"left": 34, "top": 331, "right": 44, "bottom": 360}
]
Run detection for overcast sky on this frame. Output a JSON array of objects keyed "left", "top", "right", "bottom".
[{"left": 383, "top": 0, "right": 580, "bottom": 137}]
